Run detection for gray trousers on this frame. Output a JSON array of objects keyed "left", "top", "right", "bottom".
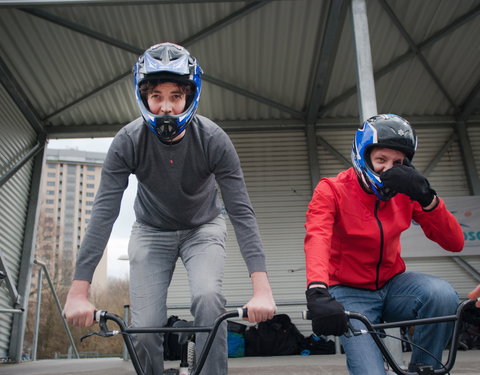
[{"left": 128, "top": 215, "right": 228, "bottom": 375}]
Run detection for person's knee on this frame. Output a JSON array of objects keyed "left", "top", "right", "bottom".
[
  {"left": 416, "top": 277, "right": 459, "bottom": 315},
  {"left": 191, "top": 284, "right": 225, "bottom": 314}
]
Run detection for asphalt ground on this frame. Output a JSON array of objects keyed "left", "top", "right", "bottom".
[{"left": 1, "top": 350, "right": 480, "bottom": 375}]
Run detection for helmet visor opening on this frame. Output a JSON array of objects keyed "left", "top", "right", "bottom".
[{"left": 138, "top": 77, "right": 194, "bottom": 112}]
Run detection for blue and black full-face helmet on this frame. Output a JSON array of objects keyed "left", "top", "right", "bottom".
[
  {"left": 133, "top": 42, "right": 203, "bottom": 141},
  {"left": 351, "top": 114, "right": 417, "bottom": 200}
]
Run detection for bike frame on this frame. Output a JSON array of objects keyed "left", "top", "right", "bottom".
[{"left": 90, "top": 308, "right": 247, "bottom": 375}]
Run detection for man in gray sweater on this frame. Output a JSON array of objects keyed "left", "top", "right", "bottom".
[{"left": 63, "top": 42, "right": 276, "bottom": 375}]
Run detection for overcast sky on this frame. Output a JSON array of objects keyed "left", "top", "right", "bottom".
[{"left": 48, "top": 137, "right": 135, "bottom": 279}]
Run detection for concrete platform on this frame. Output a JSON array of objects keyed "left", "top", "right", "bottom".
[{"left": 1, "top": 350, "right": 480, "bottom": 375}]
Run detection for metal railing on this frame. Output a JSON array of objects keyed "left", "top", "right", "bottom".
[
  {"left": 31, "top": 259, "right": 79, "bottom": 360},
  {"left": 0, "top": 250, "right": 23, "bottom": 315}
]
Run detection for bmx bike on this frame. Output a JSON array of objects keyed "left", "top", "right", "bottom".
[
  {"left": 82, "top": 307, "right": 248, "bottom": 375},
  {"left": 303, "top": 298, "right": 479, "bottom": 375}
]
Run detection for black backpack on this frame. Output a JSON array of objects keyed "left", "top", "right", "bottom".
[
  {"left": 244, "top": 314, "right": 304, "bottom": 356},
  {"left": 163, "top": 315, "right": 194, "bottom": 360}
]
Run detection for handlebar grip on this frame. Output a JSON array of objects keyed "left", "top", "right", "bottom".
[
  {"left": 237, "top": 307, "right": 248, "bottom": 318},
  {"left": 303, "top": 310, "right": 350, "bottom": 321},
  {"left": 302, "top": 310, "right": 311, "bottom": 320},
  {"left": 94, "top": 310, "right": 104, "bottom": 322}
]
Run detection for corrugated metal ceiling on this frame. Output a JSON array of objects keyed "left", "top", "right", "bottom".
[{"left": 0, "top": 0, "right": 479, "bottom": 139}]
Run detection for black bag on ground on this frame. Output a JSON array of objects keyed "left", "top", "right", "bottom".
[
  {"left": 300, "top": 334, "right": 336, "bottom": 355},
  {"left": 163, "top": 315, "right": 192, "bottom": 360},
  {"left": 244, "top": 314, "right": 304, "bottom": 356},
  {"left": 458, "top": 303, "right": 480, "bottom": 350}
]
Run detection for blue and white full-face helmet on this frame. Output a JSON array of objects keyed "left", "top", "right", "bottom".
[
  {"left": 133, "top": 42, "right": 203, "bottom": 141},
  {"left": 351, "top": 114, "right": 417, "bottom": 200}
]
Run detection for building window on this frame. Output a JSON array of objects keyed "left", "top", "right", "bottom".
[
  {"left": 87, "top": 175, "right": 95, "bottom": 180},
  {"left": 86, "top": 201, "right": 94, "bottom": 206},
  {"left": 46, "top": 199, "right": 54, "bottom": 204},
  {"left": 86, "top": 192, "right": 94, "bottom": 197},
  {"left": 87, "top": 184, "right": 95, "bottom": 189},
  {"left": 47, "top": 172, "right": 56, "bottom": 177},
  {"left": 47, "top": 181, "right": 55, "bottom": 186}
]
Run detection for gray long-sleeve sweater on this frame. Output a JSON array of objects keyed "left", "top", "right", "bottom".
[{"left": 74, "top": 115, "right": 266, "bottom": 282}]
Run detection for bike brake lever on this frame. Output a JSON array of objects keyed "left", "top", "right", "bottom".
[
  {"left": 80, "top": 329, "right": 120, "bottom": 342},
  {"left": 80, "top": 331, "right": 99, "bottom": 342},
  {"left": 346, "top": 320, "right": 367, "bottom": 337},
  {"left": 80, "top": 311, "right": 120, "bottom": 342}
]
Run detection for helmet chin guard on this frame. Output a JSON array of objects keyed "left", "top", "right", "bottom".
[
  {"left": 133, "top": 43, "right": 203, "bottom": 141},
  {"left": 351, "top": 114, "right": 417, "bottom": 200}
]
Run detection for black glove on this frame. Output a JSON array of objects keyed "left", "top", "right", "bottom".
[
  {"left": 306, "top": 287, "right": 348, "bottom": 336},
  {"left": 381, "top": 163, "right": 436, "bottom": 207}
]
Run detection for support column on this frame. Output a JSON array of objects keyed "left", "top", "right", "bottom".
[
  {"left": 9, "top": 148, "right": 45, "bottom": 362},
  {"left": 351, "top": 0, "right": 378, "bottom": 122},
  {"left": 351, "top": 0, "right": 403, "bottom": 367},
  {"left": 306, "top": 124, "right": 320, "bottom": 190}
]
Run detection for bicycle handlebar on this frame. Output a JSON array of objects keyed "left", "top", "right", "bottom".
[
  {"left": 303, "top": 298, "right": 477, "bottom": 375},
  {"left": 84, "top": 307, "right": 249, "bottom": 375},
  {"left": 93, "top": 307, "right": 247, "bottom": 323}
]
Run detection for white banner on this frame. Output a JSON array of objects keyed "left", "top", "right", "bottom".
[{"left": 401, "top": 196, "right": 480, "bottom": 257}]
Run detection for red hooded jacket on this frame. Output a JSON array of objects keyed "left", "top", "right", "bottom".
[{"left": 304, "top": 168, "right": 464, "bottom": 290}]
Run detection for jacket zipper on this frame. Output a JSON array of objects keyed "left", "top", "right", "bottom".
[{"left": 374, "top": 200, "right": 384, "bottom": 290}]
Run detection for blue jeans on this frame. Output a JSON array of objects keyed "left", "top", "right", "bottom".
[
  {"left": 330, "top": 272, "right": 459, "bottom": 375},
  {"left": 128, "top": 215, "right": 228, "bottom": 375}
]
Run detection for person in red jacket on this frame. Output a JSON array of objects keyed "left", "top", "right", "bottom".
[{"left": 304, "top": 114, "right": 464, "bottom": 375}]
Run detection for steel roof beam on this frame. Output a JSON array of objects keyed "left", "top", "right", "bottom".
[
  {"left": 46, "top": 115, "right": 480, "bottom": 138},
  {"left": 43, "top": 72, "right": 131, "bottom": 122},
  {"left": 422, "top": 132, "right": 458, "bottom": 178},
  {"left": 319, "top": 4, "right": 480, "bottom": 116},
  {"left": 0, "top": 56, "right": 47, "bottom": 136},
  {"left": 378, "top": 0, "right": 458, "bottom": 111},
  {"left": 458, "top": 79, "right": 480, "bottom": 123},
  {"left": 305, "top": 0, "right": 348, "bottom": 125},
  {"left": 316, "top": 135, "right": 351, "bottom": 168},
  {"left": 24, "top": 1, "right": 271, "bottom": 52},
  {"left": 2, "top": 0, "right": 254, "bottom": 7},
  {"left": 21, "top": 7, "right": 143, "bottom": 54},
  {"left": 181, "top": 0, "right": 271, "bottom": 47},
  {"left": 305, "top": 0, "right": 348, "bottom": 190},
  {"left": 203, "top": 74, "right": 302, "bottom": 119},
  {"left": 22, "top": 2, "right": 291, "bottom": 123},
  {"left": 455, "top": 120, "right": 480, "bottom": 195},
  {"left": 454, "top": 79, "right": 480, "bottom": 195}
]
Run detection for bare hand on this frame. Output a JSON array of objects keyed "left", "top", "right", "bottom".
[
  {"left": 467, "top": 285, "right": 480, "bottom": 308},
  {"left": 63, "top": 280, "right": 96, "bottom": 327},
  {"left": 244, "top": 272, "right": 276, "bottom": 323}
]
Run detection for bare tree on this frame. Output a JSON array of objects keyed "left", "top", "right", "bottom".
[{"left": 24, "top": 277, "right": 130, "bottom": 359}]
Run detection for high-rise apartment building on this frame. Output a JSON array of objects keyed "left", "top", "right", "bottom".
[{"left": 34, "top": 148, "right": 108, "bottom": 290}]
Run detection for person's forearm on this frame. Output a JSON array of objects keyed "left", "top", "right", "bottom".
[
  {"left": 251, "top": 271, "right": 272, "bottom": 293},
  {"left": 67, "top": 279, "right": 90, "bottom": 299}
]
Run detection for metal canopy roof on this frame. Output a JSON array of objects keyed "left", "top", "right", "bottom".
[{"left": 0, "top": 0, "right": 479, "bottom": 139}]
